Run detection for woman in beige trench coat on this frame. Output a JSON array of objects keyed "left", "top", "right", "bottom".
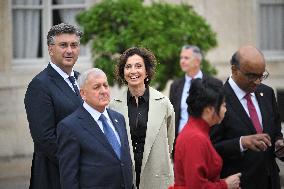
[{"left": 109, "top": 47, "right": 175, "bottom": 189}]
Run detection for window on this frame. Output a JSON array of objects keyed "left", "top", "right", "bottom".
[
  {"left": 12, "top": 0, "right": 88, "bottom": 63},
  {"left": 258, "top": 0, "right": 284, "bottom": 59}
]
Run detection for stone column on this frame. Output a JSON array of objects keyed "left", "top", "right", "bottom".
[{"left": 0, "top": 0, "right": 12, "bottom": 72}]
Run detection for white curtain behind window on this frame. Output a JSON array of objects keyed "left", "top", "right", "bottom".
[
  {"left": 260, "top": 3, "right": 284, "bottom": 51},
  {"left": 56, "top": 0, "right": 86, "bottom": 55},
  {"left": 13, "top": 0, "right": 41, "bottom": 58},
  {"left": 56, "top": 0, "right": 84, "bottom": 23}
]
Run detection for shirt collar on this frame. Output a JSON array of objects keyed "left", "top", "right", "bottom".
[
  {"left": 50, "top": 61, "right": 75, "bottom": 80},
  {"left": 127, "top": 86, "right": 149, "bottom": 103},
  {"left": 228, "top": 76, "right": 255, "bottom": 100},
  {"left": 83, "top": 102, "right": 109, "bottom": 122},
  {"left": 185, "top": 70, "right": 203, "bottom": 82}
]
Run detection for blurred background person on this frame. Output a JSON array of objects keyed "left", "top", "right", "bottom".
[
  {"left": 109, "top": 47, "right": 175, "bottom": 189},
  {"left": 210, "top": 45, "right": 284, "bottom": 189},
  {"left": 169, "top": 45, "right": 205, "bottom": 157},
  {"left": 173, "top": 77, "right": 241, "bottom": 189}
]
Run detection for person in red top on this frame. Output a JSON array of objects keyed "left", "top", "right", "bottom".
[{"left": 172, "top": 77, "right": 241, "bottom": 189}]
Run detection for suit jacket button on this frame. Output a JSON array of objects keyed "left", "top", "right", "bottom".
[{"left": 121, "top": 163, "right": 124, "bottom": 166}]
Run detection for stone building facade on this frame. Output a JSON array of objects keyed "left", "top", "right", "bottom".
[{"left": 0, "top": 0, "right": 283, "bottom": 159}]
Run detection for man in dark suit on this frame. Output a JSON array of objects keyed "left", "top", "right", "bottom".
[
  {"left": 210, "top": 45, "right": 284, "bottom": 189},
  {"left": 24, "top": 23, "right": 83, "bottom": 189},
  {"left": 57, "top": 68, "right": 133, "bottom": 189},
  {"left": 170, "top": 45, "right": 204, "bottom": 140}
]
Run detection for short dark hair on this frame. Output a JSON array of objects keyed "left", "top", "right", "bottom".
[
  {"left": 47, "top": 23, "right": 83, "bottom": 46},
  {"left": 115, "top": 47, "right": 157, "bottom": 86},
  {"left": 230, "top": 52, "right": 240, "bottom": 68},
  {"left": 186, "top": 77, "right": 224, "bottom": 117}
]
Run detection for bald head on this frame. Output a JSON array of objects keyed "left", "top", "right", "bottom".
[
  {"left": 238, "top": 46, "right": 265, "bottom": 68},
  {"left": 231, "top": 45, "right": 267, "bottom": 93}
]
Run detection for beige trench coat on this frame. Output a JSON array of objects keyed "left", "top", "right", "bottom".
[{"left": 109, "top": 87, "right": 175, "bottom": 189}]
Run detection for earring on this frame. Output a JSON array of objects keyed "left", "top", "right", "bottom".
[{"left": 146, "top": 78, "right": 149, "bottom": 82}]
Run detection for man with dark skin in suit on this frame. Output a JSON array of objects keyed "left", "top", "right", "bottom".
[{"left": 210, "top": 45, "right": 284, "bottom": 189}]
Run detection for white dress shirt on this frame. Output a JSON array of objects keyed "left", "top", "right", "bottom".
[
  {"left": 178, "top": 70, "right": 203, "bottom": 133},
  {"left": 83, "top": 102, "right": 121, "bottom": 145},
  {"left": 50, "top": 62, "right": 78, "bottom": 93},
  {"left": 228, "top": 77, "right": 263, "bottom": 151}
]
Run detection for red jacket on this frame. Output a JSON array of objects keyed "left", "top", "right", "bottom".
[{"left": 173, "top": 117, "right": 228, "bottom": 189}]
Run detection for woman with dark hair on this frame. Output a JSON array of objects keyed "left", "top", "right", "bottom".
[
  {"left": 171, "top": 77, "right": 241, "bottom": 189},
  {"left": 109, "top": 47, "right": 175, "bottom": 189}
]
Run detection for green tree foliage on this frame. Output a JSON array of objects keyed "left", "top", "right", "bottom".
[{"left": 77, "top": 0, "right": 217, "bottom": 90}]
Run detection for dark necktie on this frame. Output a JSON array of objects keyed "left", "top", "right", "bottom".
[
  {"left": 99, "top": 114, "right": 121, "bottom": 159},
  {"left": 244, "top": 93, "right": 263, "bottom": 133},
  {"left": 68, "top": 76, "right": 80, "bottom": 96}
]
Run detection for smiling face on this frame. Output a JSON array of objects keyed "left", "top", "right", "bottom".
[
  {"left": 123, "top": 54, "right": 147, "bottom": 88},
  {"left": 48, "top": 33, "right": 80, "bottom": 75},
  {"left": 80, "top": 73, "right": 110, "bottom": 113}
]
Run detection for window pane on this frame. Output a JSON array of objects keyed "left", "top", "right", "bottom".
[
  {"left": 12, "top": 0, "right": 42, "bottom": 5},
  {"left": 53, "top": 8, "right": 87, "bottom": 55},
  {"left": 260, "top": 4, "right": 284, "bottom": 50},
  {"left": 53, "top": 0, "right": 84, "bottom": 5},
  {"left": 12, "top": 9, "right": 42, "bottom": 58}
]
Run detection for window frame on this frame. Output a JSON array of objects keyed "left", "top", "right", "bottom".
[
  {"left": 256, "top": 0, "right": 284, "bottom": 61},
  {"left": 11, "top": 0, "right": 90, "bottom": 66}
]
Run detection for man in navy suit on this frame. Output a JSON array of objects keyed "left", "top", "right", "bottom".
[
  {"left": 24, "top": 23, "right": 83, "bottom": 189},
  {"left": 57, "top": 68, "right": 133, "bottom": 189},
  {"left": 210, "top": 45, "right": 284, "bottom": 189}
]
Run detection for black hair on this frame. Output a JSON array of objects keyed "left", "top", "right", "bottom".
[
  {"left": 47, "top": 23, "right": 83, "bottom": 46},
  {"left": 186, "top": 77, "right": 224, "bottom": 118},
  {"left": 230, "top": 52, "right": 240, "bottom": 68}
]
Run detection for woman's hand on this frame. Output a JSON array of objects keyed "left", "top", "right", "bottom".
[{"left": 225, "top": 172, "right": 241, "bottom": 189}]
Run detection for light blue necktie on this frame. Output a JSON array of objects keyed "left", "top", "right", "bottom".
[{"left": 99, "top": 114, "right": 121, "bottom": 159}]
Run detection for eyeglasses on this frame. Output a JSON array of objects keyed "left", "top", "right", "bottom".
[{"left": 238, "top": 68, "right": 269, "bottom": 82}]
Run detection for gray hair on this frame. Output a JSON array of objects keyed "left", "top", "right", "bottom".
[
  {"left": 77, "top": 68, "right": 106, "bottom": 89},
  {"left": 182, "top": 45, "right": 203, "bottom": 61},
  {"left": 47, "top": 23, "right": 83, "bottom": 46}
]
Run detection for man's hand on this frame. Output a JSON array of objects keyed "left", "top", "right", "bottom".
[
  {"left": 275, "top": 139, "right": 284, "bottom": 157},
  {"left": 241, "top": 134, "right": 271, "bottom": 151}
]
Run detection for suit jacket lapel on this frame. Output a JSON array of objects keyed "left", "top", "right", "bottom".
[
  {"left": 224, "top": 81, "right": 257, "bottom": 134},
  {"left": 174, "top": 78, "right": 185, "bottom": 134},
  {"left": 111, "top": 88, "right": 134, "bottom": 164},
  {"left": 77, "top": 106, "right": 117, "bottom": 156},
  {"left": 140, "top": 87, "right": 166, "bottom": 174},
  {"left": 255, "top": 88, "right": 269, "bottom": 133},
  {"left": 47, "top": 64, "right": 82, "bottom": 106},
  {"left": 107, "top": 109, "right": 124, "bottom": 145},
  {"left": 176, "top": 78, "right": 185, "bottom": 114}
]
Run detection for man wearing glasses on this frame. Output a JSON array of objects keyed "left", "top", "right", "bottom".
[{"left": 210, "top": 45, "right": 284, "bottom": 189}]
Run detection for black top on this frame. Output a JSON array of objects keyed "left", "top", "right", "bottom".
[{"left": 127, "top": 87, "right": 149, "bottom": 188}]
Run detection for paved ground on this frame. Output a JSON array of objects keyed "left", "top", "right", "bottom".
[{"left": 0, "top": 156, "right": 284, "bottom": 189}]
